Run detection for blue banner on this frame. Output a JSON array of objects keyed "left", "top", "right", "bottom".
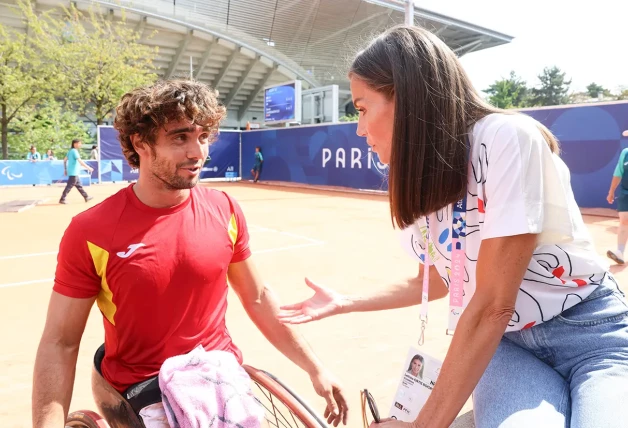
[
  {"left": 201, "top": 131, "right": 240, "bottom": 179},
  {"left": 521, "top": 102, "right": 628, "bottom": 208},
  {"left": 98, "top": 126, "right": 241, "bottom": 182},
  {"left": 0, "top": 160, "right": 99, "bottom": 186},
  {"left": 99, "top": 126, "right": 124, "bottom": 161},
  {"left": 241, "top": 124, "right": 388, "bottom": 191}
]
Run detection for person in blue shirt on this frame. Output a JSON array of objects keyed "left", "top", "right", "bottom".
[
  {"left": 59, "top": 139, "right": 94, "bottom": 204},
  {"left": 27, "top": 145, "right": 41, "bottom": 162},
  {"left": 606, "top": 147, "right": 628, "bottom": 264},
  {"left": 251, "top": 146, "right": 263, "bottom": 183},
  {"left": 43, "top": 149, "right": 56, "bottom": 160}
]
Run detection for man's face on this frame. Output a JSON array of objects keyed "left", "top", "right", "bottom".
[
  {"left": 141, "top": 119, "right": 211, "bottom": 190},
  {"left": 31, "top": 147, "right": 36, "bottom": 153}
]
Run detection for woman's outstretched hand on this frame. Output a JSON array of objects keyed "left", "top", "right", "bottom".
[{"left": 277, "top": 278, "right": 350, "bottom": 324}]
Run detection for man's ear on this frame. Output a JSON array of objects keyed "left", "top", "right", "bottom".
[{"left": 130, "top": 134, "right": 147, "bottom": 157}]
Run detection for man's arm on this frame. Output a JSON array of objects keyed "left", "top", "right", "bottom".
[
  {"left": 608, "top": 176, "right": 621, "bottom": 204},
  {"left": 227, "top": 257, "right": 348, "bottom": 425},
  {"left": 609, "top": 150, "right": 627, "bottom": 203},
  {"left": 32, "top": 291, "right": 95, "bottom": 428}
]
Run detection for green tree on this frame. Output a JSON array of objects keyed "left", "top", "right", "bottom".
[
  {"left": 531, "top": 66, "right": 571, "bottom": 106},
  {"left": 586, "top": 82, "right": 605, "bottom": 98},
  {"left": 22, "top": 1, "right": 159, "bottom": 125},
  {"left": 7, "top": 100, "right": 93, "bottom": 159},
  {"left": 0, "top": 23, "right": 59, "bottom": 159},
  {"left": 484, "top": 71, "right": 530, "bottom": 109},
  {"left": 617, "top": 87, "right": 628, "bottom": 101}
]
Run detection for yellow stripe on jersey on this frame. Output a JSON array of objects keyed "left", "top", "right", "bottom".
[
  {"left": 228, "top": 214, "right": 238, "bottom": 247},
  {"left": 87, "top": 241, "right": 117, "bottom": 326}
]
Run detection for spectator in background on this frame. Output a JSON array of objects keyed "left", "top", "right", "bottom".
[
  {"left": 90, "top": 144, "right": 99, "bottom": 160},
  {"left": 251, "top": 146, "right": 263, "bottom": 183},
  {"left": 59, "top": 139, "right": 93, "bottom": 204},
  {"left": 27, "top": 146, "right": 41, "bottom": 162},
  {"left": 606, "top": 146, "right": 628, "bottom": 264},
  {"left": 43, "top": 149, "right": 56, "bottom": 160}
]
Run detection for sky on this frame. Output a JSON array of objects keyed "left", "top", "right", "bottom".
[{"left": 417, "top": 0, "right": 627, "bottom": 95}]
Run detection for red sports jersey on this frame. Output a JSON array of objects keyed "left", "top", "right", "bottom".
[{"left": 53, "top": 184, "right": 251, "bottom": 392}]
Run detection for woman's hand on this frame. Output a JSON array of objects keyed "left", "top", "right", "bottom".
[{"left": 277, "top": 278, "right": 350, "bottom": 324}]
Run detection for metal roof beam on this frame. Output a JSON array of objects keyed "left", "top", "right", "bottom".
[
  {"left": 238, "top": 65, "right": 278, "bottom": 120},
  {"left": 166, "top": 30, "right": 193, "bottom": 78},
  {"left": 213, "top": 48, "right": 240, "bottom": 91},
  {"left": 224, "top": 56, "right": 260, "bottom": 109},
  {"left": 309, "top": 10, "right": 390, "bottom": 48},
  {"left": 454, "top": 39, "right": 482, "bottom": 55},
  {"left": 194, "top": 40, "right": 218, "bottom": 79}
]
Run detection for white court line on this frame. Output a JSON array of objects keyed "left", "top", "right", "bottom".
[
  {"left": 249, "top": 224, "right": 324, "bottom": 245},
  {"left": 0, "top": 226, "right": 324, "bottom": 289},
  {"left": 0, "top": 242, "right": 324, "bottom": 289},
  {"left": 0, "top": 278, "right": 54, "bottom": 289},
  {"left": 0, "top": 227, "right": 322, "bottom": 261},
  {"left": 0, "top": 251, "right": 58, "bottom": 261},
  {"left": 254, "top": 242, "right": 323, "bottom": 254}
]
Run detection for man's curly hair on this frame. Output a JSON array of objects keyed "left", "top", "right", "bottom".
[{"left": 113, "top": 79, "right": 226, "bottom": 168}]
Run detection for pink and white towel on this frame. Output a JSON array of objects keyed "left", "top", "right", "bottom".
[{"left": 158, "top": 346, "right": 265, "bottom": 428}]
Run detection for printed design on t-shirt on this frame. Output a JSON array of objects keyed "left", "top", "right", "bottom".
[
  {"left": 470, "top": 143, "right": 489, "bottom": 186},
  {"left": 409, "top": 225, "right": 439, "bottom": 264}
]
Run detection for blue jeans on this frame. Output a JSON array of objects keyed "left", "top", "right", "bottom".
[{"left": 473, "top": 275, "right": 628, "bottom": 428}]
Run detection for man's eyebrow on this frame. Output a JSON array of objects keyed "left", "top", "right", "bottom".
[{"left": 165, "top": 126, "right": 196, "bottom": 136}]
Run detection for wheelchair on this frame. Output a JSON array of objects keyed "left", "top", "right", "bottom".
[{"left": 65, "top": 345, "right": 327, "bottom": 428}]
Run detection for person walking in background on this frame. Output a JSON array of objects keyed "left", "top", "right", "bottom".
[
  {"left": 251, "top": 146, "right": 263, "bottom": 182},
  {"left": 606, "top": 146, "right": 628, "bottom": 264},
  {"left": 90, "top": 144, "right": 99, "bottom": 160},
  {"left": 59, "top": 139, "right": 93, "bottom": 204}
]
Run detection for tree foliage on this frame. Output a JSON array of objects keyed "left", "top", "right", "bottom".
[
  {"left": 21, "top": 1, "right": 158, "bottom": 125},
  {"left": 531, "top": 66, "right": 571, "bottom": 106},
  {"left": 7, "top": 100, "right": 92, "bottom": 159},
  {"left": 484, "top": 71, "right": 530, "bottom": 109},
  {"left": 0, "top": 21, "right": 59, "bottom": 159}
]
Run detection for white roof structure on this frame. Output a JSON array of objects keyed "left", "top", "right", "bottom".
[{"left": 0, "top": 0, "right": 513, "bottom": 123}]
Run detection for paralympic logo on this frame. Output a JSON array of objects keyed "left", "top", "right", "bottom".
[{"left": 1, "top": 166, "right": 23, "bottom": 181}]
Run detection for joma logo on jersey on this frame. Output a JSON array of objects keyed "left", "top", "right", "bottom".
[{"left": 117, "top": 243, "right": 146, "bottom": 258}]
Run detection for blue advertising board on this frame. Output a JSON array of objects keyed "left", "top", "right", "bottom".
[
  {"left": 241, "top": 123, "right": 388, "bottom": 191},
  {"left": 98, "top": 126, "right": 240, "bottom": 182},
  {"left": 521, "top": 102, "right": 628, "bottom": 208},
  {"left": 0, "top": 160, "right": 98, "bottom": 186}
]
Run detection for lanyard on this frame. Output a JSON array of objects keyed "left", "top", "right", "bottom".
[{"left": 418, "top": 196, "right": 467, "bottom": 345}]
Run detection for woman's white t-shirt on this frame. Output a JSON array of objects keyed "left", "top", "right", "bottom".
[{"left": 399, "top": 113, "right": 610, "bottom": 332}]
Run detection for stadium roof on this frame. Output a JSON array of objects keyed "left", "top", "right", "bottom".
[{"left": 0, "top": 0, "right": 513, "bottom": 122}]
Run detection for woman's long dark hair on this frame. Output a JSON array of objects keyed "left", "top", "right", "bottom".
[{"left": 349, "top": 25, "right": 559, "bottom": 229}]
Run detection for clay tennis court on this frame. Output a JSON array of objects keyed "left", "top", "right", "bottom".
[{"left": 1, "top": 182, "right": 627, "bottom": 428}]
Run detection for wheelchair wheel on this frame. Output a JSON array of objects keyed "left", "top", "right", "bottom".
[
  {"left": 65, "top": 410, "right": 109, "bottom": 428},
  {"left": 244, "top": 365, "right": 327, "bottom": 428}
]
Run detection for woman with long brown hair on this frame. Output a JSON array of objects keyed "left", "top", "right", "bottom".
[{"left": 278, "top": 26, "right": 628, "bottom": 427}]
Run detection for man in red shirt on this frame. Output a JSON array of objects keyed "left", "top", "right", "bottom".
[{"left": 32, "top": 80, "right": 348, "bottom": 427}]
